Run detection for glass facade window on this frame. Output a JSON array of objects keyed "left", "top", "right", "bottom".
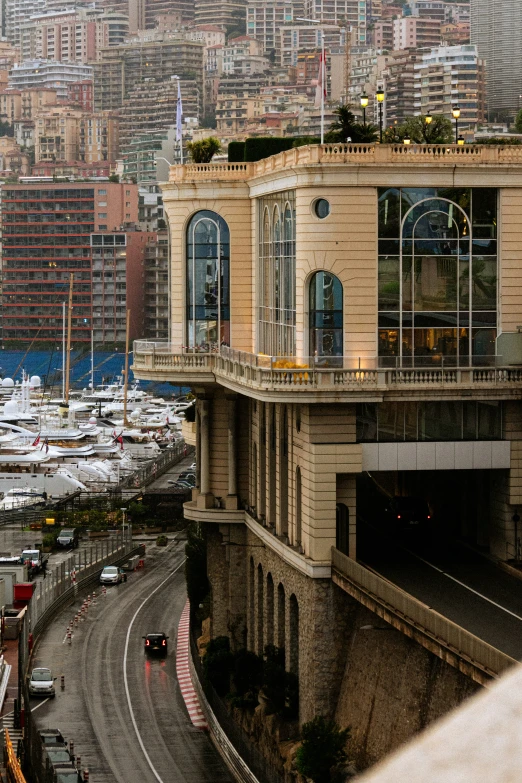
[
  {"left": 258, "top": 191, "right": 296, "bottom": 356},
  {"left": 356, "top": 401, "right": 503, "bottom": 442},
  {"left": 186, "top": 210, "right": 230, "bottom": 352},
  {"left": 378, "top": 188, "right": 497, "bottom": 367},
  {"left": 309, "top": 271, "right": 343, "bottom": 364}
]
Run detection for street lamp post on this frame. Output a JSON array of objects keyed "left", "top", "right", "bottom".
[
  {"left": 424, "top": 110, "right": 432, "bottom": 142},
  {"left": 360, "top": 91, "right": 368, "bottom": 125},
  {"left": 452, "top": 105, "right": 461, "bottom": 144},
  {"left": 376, "top": 88, "right": 384, "bottom": 143},
  {"left": 121, "top": 507, "right": 127, "bottom": 545}
]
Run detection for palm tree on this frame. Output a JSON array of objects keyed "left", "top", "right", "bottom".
[
  {"left": 328, "top": 105, "right": 357, "bottom": 142},
  {"left": 351, "top": 123, "right": 379, "bottom": 143}
]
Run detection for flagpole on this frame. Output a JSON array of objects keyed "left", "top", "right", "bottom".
[{"left": 321, "top": 32, "right": 325, "bottom": 144}]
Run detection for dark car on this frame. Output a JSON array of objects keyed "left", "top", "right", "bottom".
[
  {"left": 56, "top": 528, "right": 80, "bottom": 549},
  {"left": 385, "top": 496, "right": 431, "bottom": 532},
  {"left": 45, "top": 746, "right": 74, "bottom": 766},
  {"left": 39, "top": 729, "right": 66, "bottom": 745},
  {"left": 143, "top": 632, "right": 169, "bottom": 655},
  {"left": 52, "top": 765, "right": 83, "bottom": 783}
]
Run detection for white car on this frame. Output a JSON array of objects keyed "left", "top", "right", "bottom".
[
  {"left": 29, "top": 667, "right": 55, "bottom": 698},
  {"left": 99, "top": 565, "right": 125, "bottom": 585}
]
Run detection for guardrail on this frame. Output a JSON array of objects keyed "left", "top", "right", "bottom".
[
  {"left": 331, "top": 547, "right": 516, "bottom": 680},
  {"left": 5, "top": 727, "right": 26, "bottom": 783}
]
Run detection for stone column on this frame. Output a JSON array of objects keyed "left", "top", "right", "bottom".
[
  {"left": 197, "top": 398, "right": 214, "bottom": 509},
  {"left": 225, "top": 394, "right": 238, "bottom": 510}
]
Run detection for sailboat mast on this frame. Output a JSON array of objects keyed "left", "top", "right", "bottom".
[
  {"left": 64, "top": 273, "right": 73, "bottom": 404},
  {"left": 62, "top": 301, "right": 66, "bottom": 399},
  {"left": 91, "top": 328, "right": 94, "bottom": 391},
  {"left": 123, "top": 308, "right": 131, "bottom": 427}
]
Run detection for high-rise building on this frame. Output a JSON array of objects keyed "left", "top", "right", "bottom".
[
  {"left": 33, "top": 107, "right": 119, "bottom": 163},
  {"left": 195, "top": 0, "right": 247, "bottom": 30},
  {"left": 392, "top": 16, "right": 441, "bottom": 51},
  {"left": 5, "top": 0, "right": 45, "bottom": 47},
  {"left": 382, "top": 48, "right": 420, "bottom": 125},
  {"left": 118, "top": 77, "right": 200, "bottom": 150},
  {"left": 91, "top": 229, "right": 154, "bottom": 345},
  {"left": 305, "top": 0, "right": 366, "bottom": 44},
  {"left": 9, "top": 61, "right": 93, "bottom": 100},
  {"left": 247, "top": 0, "right": 304, "bottom": 58},
  {"left": 1, "top": 181, "right": 138, "bottom": 344},
  {"left": 144, "top": 229, "right": 169, "bottom": 340},
  {"left": 19, "top": 8, "right": 129, "bottom": 63},
  {"left": 279, "top": 23, "right": 344, "bottom": 67},
  {"left": 92, "top": 33, "right": 204, "bottom": 112},
  {"left": 471, "top": 0, "right": 522, "bottom": 116},
  {"left": 413, "top": 44, "right": 485, "bottom": 131}
]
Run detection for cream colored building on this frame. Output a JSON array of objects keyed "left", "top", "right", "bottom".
[
  {"left": 133, "top": 144, "right": 522, "bottom": 737},
  {"left": 34, "top": 107, "right": 119, "bottom": 163}
]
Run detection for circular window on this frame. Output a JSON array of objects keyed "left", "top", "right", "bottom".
[{"left": 313, "top": 198, "right": 330, "bottom": 219}]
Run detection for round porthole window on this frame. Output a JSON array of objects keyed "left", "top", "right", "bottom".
[{"left": 313, "top": 198, "right": 330, "bottom": 219}]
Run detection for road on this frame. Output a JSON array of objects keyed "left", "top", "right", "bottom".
[
  {"left": 30, "top": 536, "right": 232, "bottom": 783},
  {"left": 359, "top": 521, "right": 522, "bottom": 660}
]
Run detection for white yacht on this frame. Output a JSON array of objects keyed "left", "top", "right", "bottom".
[{"left": 0, "top": 487, "right": 47, "bottom": 511}]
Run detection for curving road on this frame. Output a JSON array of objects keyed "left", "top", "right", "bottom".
[{"left": 31, "top": 538, "right": 232, "bottom": 783}]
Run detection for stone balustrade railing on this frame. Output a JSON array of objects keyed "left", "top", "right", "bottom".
[
  {"left": 168, "top": 143, "right": 522, "bottom": 183},
  {"left": 132, "top": 344, "right": 522, "bottom": 391}
]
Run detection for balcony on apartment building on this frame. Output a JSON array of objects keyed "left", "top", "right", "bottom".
[{"left": 132, "top": 343, "right": 522, "bottom": 399}]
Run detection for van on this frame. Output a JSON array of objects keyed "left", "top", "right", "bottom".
[{"left": 56, "top": 528, "right": 79, "bottom": 549}]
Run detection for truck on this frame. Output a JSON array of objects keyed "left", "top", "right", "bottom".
[{"left": 20, "top": 549, "right": 49, "bottom": 578}]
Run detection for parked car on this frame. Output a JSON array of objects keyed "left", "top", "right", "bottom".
[
  {"left": 56, "top": 528, "right": 79, "bottom": 549},
  {"left": 44, "top": 746, "right": 73, "bottom": 766},
  {"left": 384, "top": 496, "right": 431, "bottom": 533},
  {"left": 178, "top": 472, "right": 196, "bottom": 482},
  {"left": 53, "top": 765, "right": 83, "bottom": 783},
  {"left": 99, "top": 565, "right": 126, "bottom": 585},
  {"left": 29, "top": 667, "right": 56, "bottom": 697},
  {"left": 39, "top": 729, "right": 65, "bottom": 745},
  {"left": 143, "top": 632, "right": 169, "bottom": 656}
]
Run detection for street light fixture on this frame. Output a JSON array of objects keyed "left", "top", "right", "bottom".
[
  {"left": 376, "top": 87, "right": 385, "bottom": 143},
  {"left": 452, "top": 105, "right": 461, "bottom": 144},
  {"left": 457, "top": 135, "right": 465, "bottom": 146},
  {"left": 360, "top": 91, "right": 368, "bottom": 125},
  {"left": 403, "top": 135, "right": 411, "bottom": 145},
  {"left": 424, "top": 111, "right": 433, "bottom": 125}
]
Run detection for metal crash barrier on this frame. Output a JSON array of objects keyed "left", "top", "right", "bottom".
[{"left": 5, "top": 727, "right": 26, "bottom": 783}]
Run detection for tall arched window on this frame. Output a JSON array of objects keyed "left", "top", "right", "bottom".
[
  {"left": 258, "top": 192, "right": 296, "bottom": 356},
  {"left": 377, "top": 188, "right": 498, "bottom": 368},
  {"left": 309, "top": 271, "right": 343, "bottom": 365},
  {"left": 186, "top": 210, "right": 230, "bottom": 351}
]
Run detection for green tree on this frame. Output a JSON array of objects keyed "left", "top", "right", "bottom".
[
  {"left": 295, "top": 716, "right": 350, "bottom": 783},
  {"left": 384, "top": 115, "right": 453, "bottom": 144},
  {"left": 327, "top": 105, "right": 357, "bottom": 142},
  {"left": 514, "top": 108, "right": 522, "bottom": 133},
  {"left": 187, "top": 137, "right": 221, "bottom": 163},
  {"left": 351, "top": 122, "right": 379, "bottom": 142}
]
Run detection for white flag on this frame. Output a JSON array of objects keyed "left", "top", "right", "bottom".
[
  {"left": 176, "top": 80, "right": 183, "bottom": 142},
  {"left": 314, "top": 50, "right": 326, "bottom": 109}
]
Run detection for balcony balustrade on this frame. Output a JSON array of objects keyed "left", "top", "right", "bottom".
[
  {"left": 133, "top": 342, "right": 522, "bottom": 395},
  {"left": 168, "top": 143, "right": 522, "bottom": 183}
]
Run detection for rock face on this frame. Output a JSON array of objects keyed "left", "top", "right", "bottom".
[{"left": 205, "top": 523, "right": 481, "bottom": 775}]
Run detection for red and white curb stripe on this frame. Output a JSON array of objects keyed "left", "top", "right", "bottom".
[{"left": 176, "top": 600, "right": 208, "bottom": 730}]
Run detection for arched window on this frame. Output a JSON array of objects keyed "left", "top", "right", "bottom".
[
  {"left": 295, "top": 466, "right": 302, "bottom": 547},
  {"left": 377, "top": 188, "right": 498, "bottom": 368},
  {"left": 186, "top": 210, "right": 230, "bottom": 351},
  {"left": 258, "top": 192, "right": 296, "bottom": 356},
  {"left": 309, "top": 271, "right": 343, "bottom": 365}
]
